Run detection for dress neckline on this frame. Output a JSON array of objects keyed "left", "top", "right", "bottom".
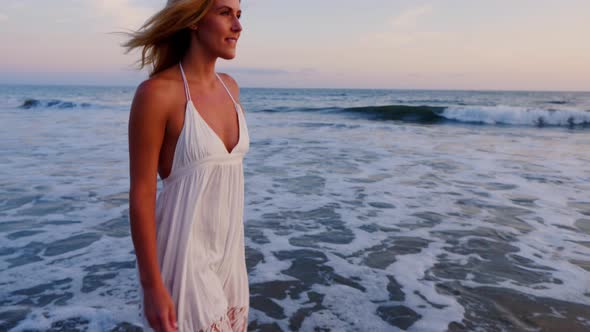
[
  {"left": 188, "top": 100, "right": 242, "bottom": 155},
  {"left": 179, "top": 62, "right": 241, "bottom": 155}
]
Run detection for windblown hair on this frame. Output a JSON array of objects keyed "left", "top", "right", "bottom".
[{"left": 123, "top": 0, "right": 214, "bottom": 76}]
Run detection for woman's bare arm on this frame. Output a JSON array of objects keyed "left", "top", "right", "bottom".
[
  {"left": 128, "top": 79, "right": 179, "bottom": 331},
  {"left": 128, "top": 79, "right": 171, "bottom": 289}
]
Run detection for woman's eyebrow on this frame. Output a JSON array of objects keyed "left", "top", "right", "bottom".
[{"left": 215, "top": 5, "right": 240, "bottom": 12}]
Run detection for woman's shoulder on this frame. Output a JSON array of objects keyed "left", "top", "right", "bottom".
[
  {"left": 132, "top": 70, "right": 184, "bottom": 115},
  {"left": 136, "top": 70, "right": 183, "bottom": 103},
  {"left": 217, "top": 72, "right": 241, "bottom": 103}
]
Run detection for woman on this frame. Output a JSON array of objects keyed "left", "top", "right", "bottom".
[{"left": 125, "top": 0, "right": 249, "bottom": 331}]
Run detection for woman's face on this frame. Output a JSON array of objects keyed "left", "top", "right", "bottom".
[{"left": 195, "top": 0, "right": 242, "bottom": 60}]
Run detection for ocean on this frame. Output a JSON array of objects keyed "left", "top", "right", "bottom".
[{"left": 1, "top": 84, "right": 590, "bottom": 331}]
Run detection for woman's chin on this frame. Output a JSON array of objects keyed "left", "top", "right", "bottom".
[
  {"left": 219, "top": 49, "right": 237, "bottom": 60},
  {"left": 220, "top": 54, "right": 236, "bottom": 60}
]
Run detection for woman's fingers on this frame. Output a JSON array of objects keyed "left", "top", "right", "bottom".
[
  {"left": 146, "top": 315, "right": 160, "bottom": 331},
  {"left": 157, "top": 315, "right": 167, "bottom": 332},
  {"left": 158, "top": 310, "right": 175, "bottom": 332},
  {"left": 152, "top": 313, "right": 170, "bottom": 332},
  {"left": 146, "top": 314, "right": 160, "bottom": 332},
  {"left": 169, "top": 307, "right": 178, "bottom": 331},
  {"left": 144, "top": 286, "right": 177, "bottom": 331}
]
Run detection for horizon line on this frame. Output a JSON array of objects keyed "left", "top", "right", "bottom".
[{"left": 1, "top": 82, "right": 588, "bottom": 94}]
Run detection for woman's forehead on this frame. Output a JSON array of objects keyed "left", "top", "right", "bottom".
[{"left": 213, "top": 0, "right": 241, "bottom": 10}]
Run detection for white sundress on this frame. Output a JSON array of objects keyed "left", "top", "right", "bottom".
[{"left": 137, "top": 62, "right": 250, "bottom": 331}]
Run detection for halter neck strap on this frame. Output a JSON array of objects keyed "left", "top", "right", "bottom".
[
  {"left": 179, "top": 62, "right": 238, "bottom": 106},
  {"left": 215, "top": 73, "right": 238, "bottom": 106},
  {"left": 178, "top": 62, "right": 191, "bottom": 102}
]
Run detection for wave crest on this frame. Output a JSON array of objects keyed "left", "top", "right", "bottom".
[
  {"left": 20, "top": 98, "right": 92, "bottom": 109},
  {"left": 442, "top": 105, "right": 590, "bottom": 127}
]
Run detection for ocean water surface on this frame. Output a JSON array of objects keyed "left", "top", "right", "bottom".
[{"left": 1, "top": 85, "right": 590, "bottom": 331}]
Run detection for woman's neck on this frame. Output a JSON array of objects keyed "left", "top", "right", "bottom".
[{"left": 180, "top": 45, "right": 218, "bottom": 89}]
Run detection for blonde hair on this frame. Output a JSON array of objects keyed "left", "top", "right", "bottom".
[{"left": 123, "top": 0, "right": 214, "bottom": 76}]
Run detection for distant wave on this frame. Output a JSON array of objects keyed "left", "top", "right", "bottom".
[
  {"left": 19, "top": 98, "right": 93, "bottom": 109},
  {"left": 258, "top": 105, "right": 448, "bottom": 123},
  {"left": 342, "top": 105, "right": 448, "bottom": 123},
  {"left": 259, "top": 104, "right": 590, "bottom": 128},
  {"left": 442, "top": 105, "right": 590, "bottom": 127},
  {"left": 259, "top": 106, "right": 345, "bottom": 114}
]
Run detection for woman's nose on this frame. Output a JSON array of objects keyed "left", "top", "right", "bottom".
[{"left": 232, "top": 16, "right": 242, "bottom": 32}]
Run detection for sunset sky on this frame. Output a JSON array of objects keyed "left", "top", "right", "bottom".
[{"left": 1, "top": 0, "right": 589, "bottom": 90}]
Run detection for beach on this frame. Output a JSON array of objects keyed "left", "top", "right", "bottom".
[{"left": 1, "top": 85, "right": 590, "bottom": 331}]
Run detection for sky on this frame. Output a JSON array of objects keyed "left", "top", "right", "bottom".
[{"left": 0, "top": 0, "right": 589, "bottom": 91}]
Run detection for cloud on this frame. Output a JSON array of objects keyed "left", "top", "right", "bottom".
[
  {"left": 360, "top": 4, "right": 441, "bottom": 47},
  {"left": 220, "top": 67, "right": 319, "bottom": 76},
  {"left": 228, "top": 67, "right": 290, "bottom": 75},
  {"left": 0, "top": 13, "right": 8, "bottom": 22},
  {"left": 92, "top": 0, "right": 157, "bottom": 29},
  {"left": 389, "top": 4, "right": 433, "bottom": 29},
  {"left": 55, "top": 17, "right": 72, "bottom": 24}
]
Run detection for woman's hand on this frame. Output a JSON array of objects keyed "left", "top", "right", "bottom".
[{"left": 143, "top": 285, "right": 178, "bottom": 332}]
